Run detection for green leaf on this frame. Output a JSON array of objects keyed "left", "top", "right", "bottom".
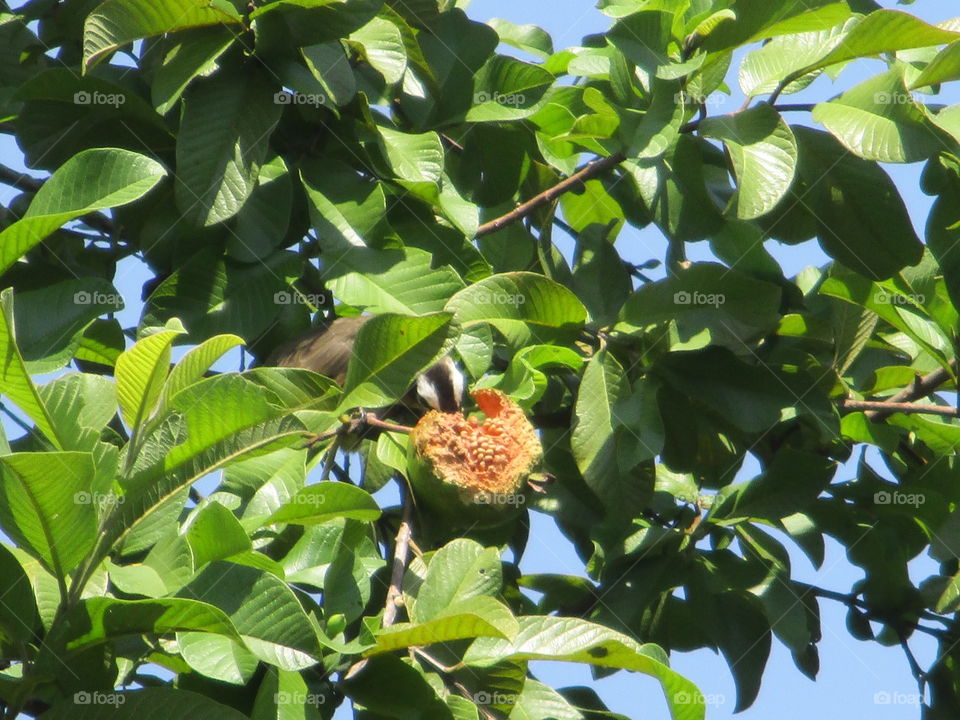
[
  {"left": 412, "top": 538, "right": 503, "bottom": 623},
  {"left": 446, "top": 273, "right": 587, "bottom": 348},
  {"left": 709, "top": 449, "right": 836, "bottom": 523},
  {"left": 115, "top": 326, "right": 185, "bottom": 432},
  {"left": 55, "top": 596, "right": 241, "bottom": 653},
  {"left": 0, "top": 542, "right": 41, "bottom": 642},
  {"left": 792, "top": 127, "right": 923, "bottom": 279},
  {"left": 351, "top": 15, "right": 407, "bottom": 84},
  {"left": 83, "top": 0, "right": 241, "bottom": 71},
  {"left": 175, "top": 66, "right": 282, "bottom": 226},
  {"left": 0, "top": 452, "right": 97, "bottom": 578},
  {"left": 369, "top": 596, "right": 519, "bottom": 655},
  {"left": 185, "top": 502, "right": 252, "bottom": 568},
  {"left": 324, "top": 246, "right": 465, "bottom": 315},
  {"left": 464, "top": 616, "right": 705, "bottom": 720},
  {"left": 488, "top": 18, "right": 554, "bottom": 58},
  {"left": 160, "top": 334, "right": 245, "bottom": 411},
  {"left": 262, "top": 482, "right": 381, "bottom": 526},
  {"left": 508, "top": 679, "right": 583, "bottom": 720},
  {"left": 301, "top": 158, "right": 388, "bottom": 248},
  {"left": 802, "top": 10, "right": 960, "bottom": 75},
  {"left": 0, "top": 149, "right": 166, "bottom": 276},
  {"left": 176, "top": 561, "right": 323, "bottom": 669},
  {"left": 699, "top": 104, "right": 798, "bottom": 219},
  {"left": 618, "top": 262, "right": 782, "bottom": 353},
  {"left": 378, "top": 126, "right": 444, "bottom": 184},
  {"left": 338, "top": 312, "right": 455, "bottom": 412},
  {"left": 812, "top": 70, "right": 940, "bottom": 163},
  {"left": 0, "top": 289, "right": 62, "bottom": 448},
  {"left": 910, "top": 40, "right": 960, "bottom": 89},
  {"left": 152, "top": 27, "right": 236, "bottom": 114},
  {"left": 467, "top": 56, "right": 554, "bottom": 122},
  {"left": 15, "top": 279, "right": 124, "bottom": 373},
  {"left": 179, "top": 631, "right": 259, "bottom": 685},
  {"left": 572, "top": 351, "right": 645, "bottom": 515}
]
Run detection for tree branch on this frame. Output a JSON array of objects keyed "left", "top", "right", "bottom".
[
  {"left": 864, "top": 361, "right": 958, "bottom": 422},
  {"left": 805, "top": 584, "right": 954, "bottom": 638},
  {"left": 840, "top": 399, "right": 959, "bottom": 418},
  {"left": 475, "top": 152, "right": 626, "bottom": 237}
]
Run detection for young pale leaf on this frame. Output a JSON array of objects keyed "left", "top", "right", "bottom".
[
  {"left": 368, "top": 596, "right": 519, "bottom": 655},
  {"left": 0, "top": 289, "right": 62, "bottom": 448},
  {"left": 0, "top": 149, "right": 166, "bottom": 276},
  {"left": 83, "top": 0, "right": 241, "bottom": 71},
  {"left": 261, "top": 482, "right": 381, "bottom": 527},
  {"left": 0, "top": 452, "right": 97, "bottom": 578},
  {"left": 115, "top": 326, "right": 184, "bottom": 432},
  {"left": 464, "top": 616, "right": 706, "bottom": 720}
]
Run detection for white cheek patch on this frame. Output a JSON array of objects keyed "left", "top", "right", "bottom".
[{"left": 417, "top": 356, "right": 465, "bottom": 412}]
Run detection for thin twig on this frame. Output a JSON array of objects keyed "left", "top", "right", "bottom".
[
  {"left": 382, "top": 492, "right": 414, "bottom": 627},
  {"left": 475, "top": 153, "right": 627, "bottom": 237},
  {"left": 840, "top": 400, "right": 959, "bottom": 418}
]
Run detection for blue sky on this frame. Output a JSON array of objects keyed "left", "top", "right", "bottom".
[{"left": 0, "top": 1, "right": 956, "bottom": 718}]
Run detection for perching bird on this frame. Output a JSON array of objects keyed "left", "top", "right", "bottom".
[{"left": 266, "top": 315, "right": 465, "bottom": 413}]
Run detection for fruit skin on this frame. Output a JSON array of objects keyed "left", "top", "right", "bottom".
[{"left": 408, "top": 389, "right": 542, "bottom": 529}]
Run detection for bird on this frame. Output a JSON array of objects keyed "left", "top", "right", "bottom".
[{"left": 265, "top": 315, "right": 465, "bottom": 413}]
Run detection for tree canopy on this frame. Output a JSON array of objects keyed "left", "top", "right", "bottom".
[{"left": 0, "top": 0, "right": 959, "bottom": 718}]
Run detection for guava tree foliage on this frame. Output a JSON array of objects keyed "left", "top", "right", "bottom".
[{"left": 1, "top": 0, "right": 960, "bottom": 717}]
